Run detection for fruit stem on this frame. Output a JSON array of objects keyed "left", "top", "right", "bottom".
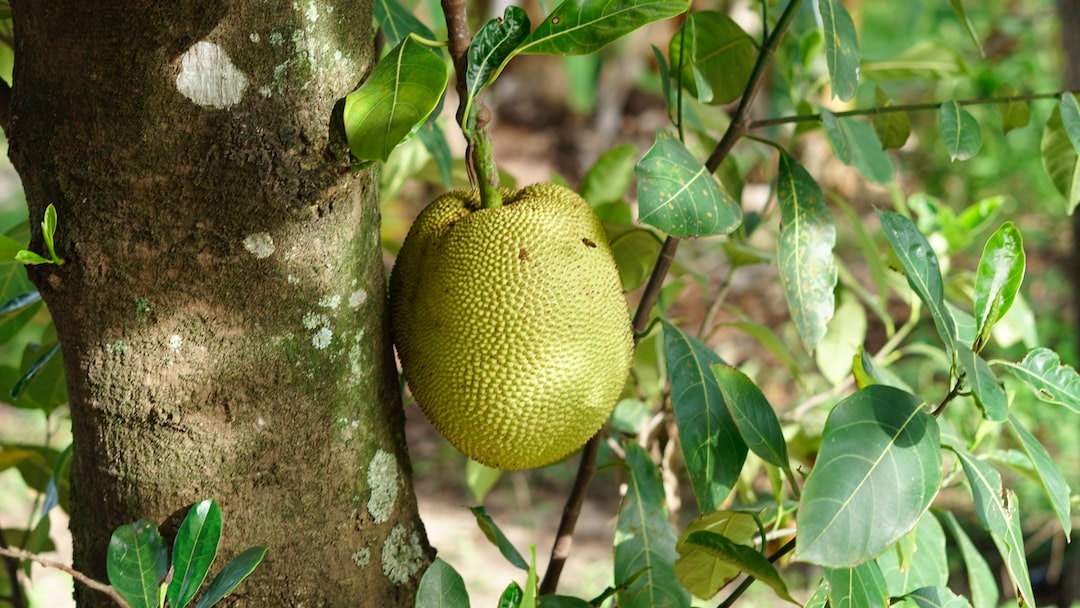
[{"left": 441, "top": 0, "right": 503, "bottom": 209}]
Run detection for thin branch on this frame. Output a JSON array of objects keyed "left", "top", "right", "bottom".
[
  {"left": 0, "top": 546, "right": 130, "bottom": 608},
  {"left": 538, "top": 436, "right": 599, "bottom": 595},
  {"left": 749, "top": 89, "right": 1080, "bottom": 130},
  {"left": 0, "top": 532, "right": 27, "bottom": 608}
]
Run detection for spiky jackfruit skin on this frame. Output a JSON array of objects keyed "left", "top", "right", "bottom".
[{"left": 390, "top": 183, "right": 634, "bottom": 470}]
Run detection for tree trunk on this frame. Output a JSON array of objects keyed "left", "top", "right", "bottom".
[{"left": 4, "top": 2, "right": 432, "bottom": 606}]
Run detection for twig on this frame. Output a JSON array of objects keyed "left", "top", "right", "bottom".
[
  {"left": 748, "top": 89, "right": 1080, "bottom": 130},
  {"left": 0, "top": 546, "right": 130, "bottom": 608},
  {"left": 538, "top": 0, "right": 805, "bottom": 595},
  {"left": 0, "top": 532, "right": 27, "bottom": 608}
]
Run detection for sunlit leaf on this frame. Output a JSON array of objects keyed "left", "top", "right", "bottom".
[
  {"left": 673, "top": 511, "right": 757, "bottom": 599},
  {"left": 818, "top": 0, "right": 859, "bottom": 101},
  {"left": 816, "top": 291, "right": 866, "bottom": 385},
  {"left": 663, "top": 320, "right": 746, "bottom": 513},
  {"left": 796, "top": 386, "right": 941, "bottom": 568},
  {"left": 669, "top": 11, "right": 756, "bottom": 105},
  {"left": 682, "top": 531, "right": 796, "bottom": 603},
  {"left": 416, "top": 558, "right": 471, "bottom": 608},
  {"left": 636, "top": 132, "right": 741, "bottom": 237},
  {"left": 471, "top": 507, "right": 528, "bottom": 570},
  {"left": 344, "top": 35, "right": 449, "bottom": 162},
  {"left": 776, "top": 152, "right": 837, "bottom": 352},
  {"left": 1005, "top": 415, "right": 1071, "bottom": 536},
  {"left": 194, "top": 546, "right": 267, "bottom": 608},
  {"left": 973, "top": 222, "right": 1024, "bottom": 351},
  {"left": 517, "top": 0, "right": 688, "bottom": 56},
  {"left": 711, "top": 365, "right": 788, "bottom": 469},
  {"left": 168, "top": 499, "right": 222, "bottom": 608},
  {"left": 467, "top": 7, "right": 531, "bottom": 101},
  {"left": 821, "top": 111, "right": 894, "bottom": 184},
  {"left": 108, "top": 520, "right": 169, "bottom": 608},
  {"left": 955, "top": 348, "right": 1007, "bottom": 422},
  {"left": 877, "top": 512, "right": 947, "bottom": 596},
  {"left": 940, "top": 511, "right": 998, "bottom": 608},
  {"left": 823, "top": 562, "right": 887, "bottom": 608},
  {"left": 996, "top": 85, "right": 1030, "bottom": 134},
  {"left": 1041, "top": 106, "right": 1080, "bottom": 213},
  {"left": 614, "top": 441, "right": 689, "bottom": 608},
  {"left": 996, "top": 347, "right": 1080, "bottom": 413}
]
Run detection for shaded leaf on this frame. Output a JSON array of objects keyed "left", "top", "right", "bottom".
[
  {"left": 194, "top": 546, "right": 267, "bottom": 608},
  {"left": 669, "top": 11, "right": 756, "bottom": 105},
  {"left": 823, "top": 562, "right": 888, "bottom": 608},
  {"left": 877, "top": 211, "right": 956, "bottom": 352},
  {"left": 465, "top": 459, "right": 501, "bottom": 504},
  {"left": 168, "top": 499, "right": 222, "bottom": 608},
  {"left": 107, "top": 520, "right": 169, "bottom": 608},
  {"left": 804, "top": 579, "right": 830, "bottom": 608},
  {"left": 818, "top": 0, "right": 860, "bottom": 101},
  {"left": 416, "top": 558, "right": 471, "bottom": 608},
  {"left": 614, "top": 441, "right": 689, "bottom": 608},
  {"left": 636, "top": 132, "right": 742, "bottom": 237},
  {"left": 860, "top": 41, "right": 967, "bottom": 80},
  {"left": 470, "top": 507, "right": 528, "bottom": 570},
  {"left": 467, "top": 7, "right": 531, "bottom": 101},
  {"left": 40, "top": 443, "right": 71, "bottom": 519},
  {"left": 344, "top": 35, "right": 449, "bottom": 162},
  {"left": 580, "top": 143, "right": 638, "bottom": 207},
  {"left": 821, "top": 111, "right": 894, "bottom": 184},
  {"left": 956, "top": 349, "right": 1007, "bottom": 422},
  {"left": 877, "top": 512, "right": 947, "bottom": 596},
  {"left": 711, "top": 365, "right": 788, "bottom": 468},
  {"left": 997, "top": 347, "right": 1080, "bottom": 413},
  {"left": 1061, "top": 92, "right": 1080, "bottom": 154},
  {"left": 606, "top": 223, "right": 663, "bottom": 292},
  {"left": 673, "top": 511, "right": 757, "bottom": 599},
  {"left": 1005, "top": 415, "right": 1072, "bottom": 536},
  {"left": 518, "top": 0, "right": 688, "bottom": 56},
  {"left": 1041, "top": 106, "right": 1080, "bottom": 213},
  {"left": 873, "top": 87, "right": 911, "bottom": 149},
  {"left": 374, "top": 0, "right": 435, "bottom": 49},
  {"left": 796, "top": 386, "right": 941, "bottom": 568},
  {"left": 906, "top": 586, "right": 971, "bottom": 608},
  {"left": 776, "top": 152, "right": 837, "bottom": 352},
  {"left": 417, "top": 118, "right": 452, "bottom": 191},
  {"left": 663, "top": 320, "right": 747, "bottom": 513},
  {"left": 816, "top": 291, "right": 867, "bottom": 385},
  {"left": 996, "top": 85, "right": 1030, "bottom": 134},
  {"left": 940, "top": 511, "right": 998, "bottom": 608},
  {"left": 973, "top": 222, "right": 1025, "bottom": 351},
  {"left": 940, "top": 100, "right": 982, "bottom": 161},
  {"left": 682, "top": 531, "right": 795, "bottom": 603},
  {"left": 948, "top": 0, "right": 984, "bottom": 56},
  {"left": 10, "top": 342, "right": 61, "bottom": 401}
]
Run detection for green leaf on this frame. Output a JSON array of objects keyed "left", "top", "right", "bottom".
[
  {"left": 859, "top": 41, "right": 967, "bottom": 81},
  {"left": 1060, "top": 92, "right": 1080, "bottom": 155},
  {"left": 876, "top": 512, "right": 947, "bottom": 596},
  {"left": 877, "top": 211, "right": 956, "bottom": 352},
  {"left": 14, "top": 250, "right": 52, "bottom": 265},
  {"left": 167, "top": 499, "right": 222, "bottom": 608},
  {"left": 470, "top": 507, "right": 528, "bottom": 570},
  {"left": 465, "top": 459, "right": 501, "bottom": 504},
  {"left": 417, "top": 119, "right": 452, "bottom": 191},
  {"left": 973, "top": 222, "right": 1024, "bottom": 351},
  {"left": 605, "top": 223, "right": 663, "bottom": 292},
  {"left": 947, "top": 445, "right": 1034, "bottom": 608},
  {"left": 662, "top": 319, "right": 747, "bottom": 513},
  {"left": 415, "top": 558, "right": 470, "bottom": 608},
  {"left": 9, "top": 342, "right": 61, "bottom": 401},
  {"left": 940, "top": 101, "right": 982, "bottom": 161},
  {"left": 996, "top": 85, "right": 1030, "bottom": 134},
  {"left": 816, "top": 291, "right": 867, "bottom": 385},
  {"left": 948, "top": 0, "right": 984, "bottom": 55},
  {"left": 580, "top": 143, "right": 638, "bottom": 207},
  {"left": 711, "top": 365, "right": 788, "bottom": 469},
  {"left": 193, "top": 546, "right": 267, "bottom": 608},
  {"left": 669, "top": 11, "right": 756, "bottom": 105},
  {"left": 537, "top": 595, "right": 591, "bottom": 608},
  {"left": 939, "top": 511, "right": 999, "bottom": 608},
  {"left": 1041, "top": 106, "right": 1080, "bottom": 213},
  {"left": 821, "top": 112, "right": 894, "bottom": 184},
  {"left": 804, "top": 579, "right": 830, "bottom": 608},
  {"left": 795, "top": 386, "right": 941, "bottom": 568},
  {"left": 522, "top": 547, "right": 538, "bottom": 608},
  {"left": 682, "top": 531, "right": 796, "bottom": 603},
  {"left": 467, "top": 6, "right": 531, "bottom": 103},
  {"left": 673, "top": 511, "right": 757, "bottom": 599},
  {"left": 635, "top": 132, "right": 741, "bottom": 237},
  {"left": 873, "top": 88, "right": 911, "bottom": 150},
  {"left": 517, "top": 0, "right": 688, "bottom": 56},
  {"left": 41, "top": 204, "right": 59, "bottom": 264},
  {"left": 0, "top": 290, "right": 41, "bottom": 317},
  {"left": 374, "top": 0, "right": 435, "bottom": 49},
  {"left": 775, "top": 152, "right": 837, "bottom": 352},
  {"left": 500, "top": 582, "right": 524, "bottom": 608},
  {"left": 823, "top": 562, "right": 888, "bottom": 608},
  {"left": 107, "top": 520, "right": 170, "bottom": 608},
  {"left": 905, "top": 586, "right": 971, "bottom": 608},
  {"left": 614, "top": 441, "right": 689, "bottom": 608},
  {"left": 817, "top": 0, "right": 859, "bottom": 101},
  {"left": 997, "top": 347, "right": 1080, "bottom": 413},
  {"left": 343, "top": 35, "right": 449, "bottom": 162},
  {"left": 40, "top": 443, "right": 72, "bottom": 519},
  {"left": 1005, "top": 415, "right": 1072, "bottom": 536},
  {"left": 955, "top": 348, "right": 1007, "bottom": 422}
]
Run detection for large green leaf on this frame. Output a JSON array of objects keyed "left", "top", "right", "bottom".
[
  {"left": 669, "top": 11, "right": 756, "bottom": 105},
  {"left": 672, "top": 511, "right": 757, "bottom": 599},
  {"left": 947, "top": 445, "right": 1034, "bottom": 608},
  {"left": 823, "top": 562, "right": 887, "bottom": 608},
  {"left": 955, "top": 348, "right": 1007, "bottom": 422},
  {"left": 795, "top": 386, "right": 941, "bottom": 568},
  {"left": 374, "top": 0, "right": 435, "bottom": 49},
  {"left": 821, "top": 112, "right": 894, "bottom": 184},
  {"left": 682, "top": 532, "right": 795, "bottom": 604},
  {"left": 996, "top": 347, "right": 1080, "bottom": 413},
  {"left": 711, "top": 365, "right": 788, "bottom": 469},
  {"left": 662, "top": 320, "right": 746, "bottom": 513},
  {"left": 905, "top": 586, "right": 971, "bottom": 608},
  {"left": 194, "top": 546, "right": 267, "bottom": 608},
  {"left": 876, "top": 512, "right": 947, "bottom": 596},
  {"left": 168, "top": 499, "right": 222, "bottom": 608},
  {"left": 107, "top": 520, "right": 169, "bottom": 608},
  {"left": 817, "top": 0, "right": 859, "bottom": 100},
  {"left": 939, "top": 511, "right": 999, "bottom": 608},
  {"left": 415, "top": 558, "right": 471, "bottom": 608},
  {"left": 614, "top": 441, "right": 689, "bottom": 608},
  {"left": 636, "top": 132, "right": 741, "bottom": 237},
  {"left": 470, "top": 507, "right": 528, "bottom": 570},
  {"left": 466, "top": 7, "right": 531, "bottom": 104},
  {"left": 940, "top": 100, "right": 982, "bottom": 161},
  {"left": 1005, "top": 415, "right": 1071, "bottom": 536},
  {"left": 1041, "top": 106, "right": 1080, "bottom": 214},
  {"left": 1060, "top": 92, "right": 1080, "bottom": 154},
  {"left": 973, "top": 222, "right": 1025, "bottom": 351},
  {"left": 776, "top": 152, "right": 837, "bottom": 353},
  {"left": 877, "top": 211, "right": 956, "bottom": 352},
  {"left": 343, "top": 35, "right": 449, "bottom": 162},
  {"left": 517, "top": 0, "right": 688, "bottom": 56}
]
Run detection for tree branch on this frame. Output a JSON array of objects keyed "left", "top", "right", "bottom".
[
  {"left": 0, "top": 546, "right": 131, "bottom": 608},
  {"left": 0, "top": 77, "right": 12, "bottom": 138},
  {"left": 0, "top": 532, "right": 28, "bottom": 608}
]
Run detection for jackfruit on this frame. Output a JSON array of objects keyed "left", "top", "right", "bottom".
[{"left": 390, "top": 183, "right": 634, "bottom": 470}]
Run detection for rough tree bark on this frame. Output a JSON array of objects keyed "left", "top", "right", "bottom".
[{"left": 3, "top": 2, "right": 432, "bottom": 606}]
